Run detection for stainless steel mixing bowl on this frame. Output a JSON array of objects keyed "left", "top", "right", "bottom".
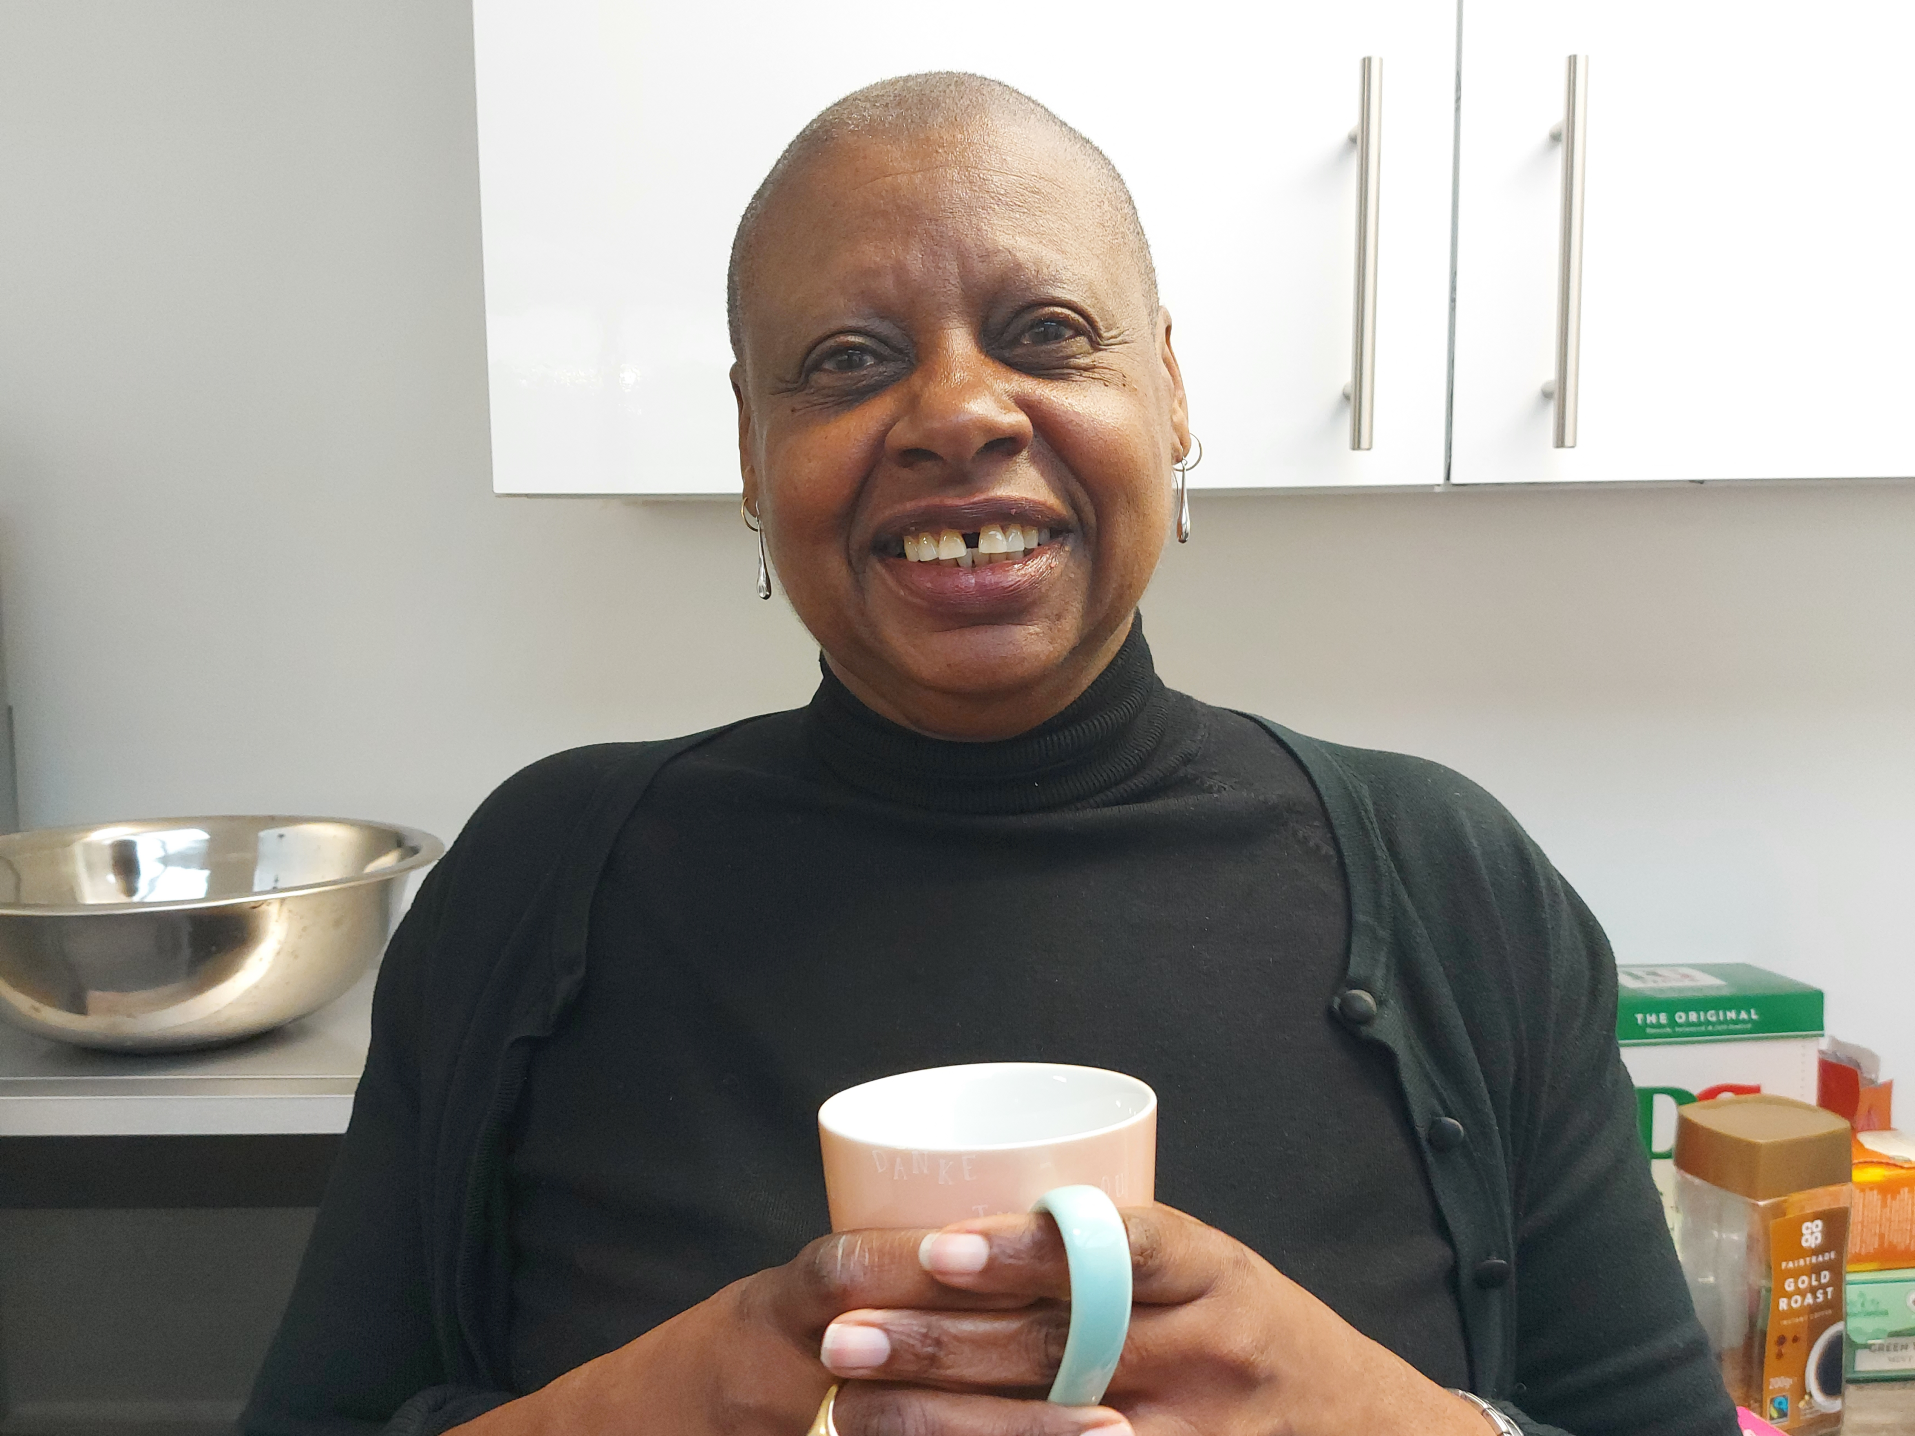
[{"left": 0, "top": 816, "right": 443, "bottom": 1051}]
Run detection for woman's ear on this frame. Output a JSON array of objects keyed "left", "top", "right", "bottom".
[
  {"left": 732, "top": 362, "right": 762, "bottom": 517},
  {"left": 1158, "top": 306, "right": 1192, "bottom": 458}
]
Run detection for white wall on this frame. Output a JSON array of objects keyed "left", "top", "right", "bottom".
[{"left": 3, "top": 4, "right": 1911, "bottom": 1081}]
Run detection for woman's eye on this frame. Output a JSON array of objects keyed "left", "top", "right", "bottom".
[
  {"left": 818, "top": 347, "right": 875, "bottom": 375},
  {"left": 1022, "top": 318, "right": 1078, "bottom": 346}
]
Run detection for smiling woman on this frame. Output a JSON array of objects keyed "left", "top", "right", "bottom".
[
  {"left": 730, "top": 76, "right": 1187, "bottom": 741},
  {"left": 243, "top": 74, "right": 1738, "bottom": 1436}
]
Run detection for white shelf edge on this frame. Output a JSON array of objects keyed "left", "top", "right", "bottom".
[{"left": 0, "top": 1091, "right": 357, "bottom": 1137}]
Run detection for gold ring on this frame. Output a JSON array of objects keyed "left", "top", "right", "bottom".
[{"left": 806, "top": 1384, "right": 841, "bottom": 1436}]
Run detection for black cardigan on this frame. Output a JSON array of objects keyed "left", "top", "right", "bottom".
[{"left": 243, "top": 719, "right": 1736, "bottom": 1436}]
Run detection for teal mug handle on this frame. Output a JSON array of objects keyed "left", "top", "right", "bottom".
[{"left": 1030, "top": 1185, "right": 1132, "bottom": 1406}]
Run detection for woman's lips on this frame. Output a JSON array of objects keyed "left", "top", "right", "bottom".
[{"left": 877, "top": 535, "right": 1067, "bottom": 613}]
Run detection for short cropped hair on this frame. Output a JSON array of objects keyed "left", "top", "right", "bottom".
[{"left": 726, "top": 71, "right": 1158, "bottom": 360}]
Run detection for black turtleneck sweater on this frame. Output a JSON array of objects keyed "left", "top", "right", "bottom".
[{"left": 503, "top": 625, "right": 1469, "bottom": 1393}]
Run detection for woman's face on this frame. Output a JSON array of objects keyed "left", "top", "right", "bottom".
[{"left": 733, "top": 120, "right": 1189, "bottom": 740}]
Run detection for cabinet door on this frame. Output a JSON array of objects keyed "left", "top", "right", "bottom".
[
  {"left": 474, "top": 0, "right": 1457, "bottom": 495},
  {"left": 1452, "top": 0, "right": 1915, "bottom": 484}
]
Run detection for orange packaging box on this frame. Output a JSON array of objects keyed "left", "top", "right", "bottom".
[{"left": 1850, "top": 1131, "right": 1915, "bottom": 1272}]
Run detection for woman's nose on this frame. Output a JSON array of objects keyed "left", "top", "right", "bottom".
[{"left": 885, "top": 340, "right": 1033, "bottom": 477}]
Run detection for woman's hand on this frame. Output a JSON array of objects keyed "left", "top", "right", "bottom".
[
  {"left": 819, "top": 1203, "right": 1488, "bottom": 1436},
  {"left": 456, "top": 1225, "right": 1126, "bottom": 1436}
]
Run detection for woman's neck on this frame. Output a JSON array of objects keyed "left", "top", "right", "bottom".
[
  {"left": 821, "top": 616, "right": 1136, "bottom": 742},
  {"left": 804, "top": 615, "right": 1198, "bottom": 814}
]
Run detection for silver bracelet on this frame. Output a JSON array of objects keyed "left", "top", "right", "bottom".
[{"left": 1449, "top": 1389, "right": 1523, "bottom": 1436}]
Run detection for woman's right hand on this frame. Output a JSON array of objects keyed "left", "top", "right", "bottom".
[{"left": 455, "top": 1226, "right": 1126, "bottom": 1436}]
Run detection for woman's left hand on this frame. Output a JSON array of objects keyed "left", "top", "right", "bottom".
[{"left": 819, "top": 1202, "right": 1489, "bottom": 1436}]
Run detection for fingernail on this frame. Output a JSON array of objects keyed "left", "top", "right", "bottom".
[
  {"left": 820, "top": 1321, "right": 891, "bottom": 1373},
  {"left": 1080, "top": 1418, "right": 1133, "bottom": 1435},
  {"left": 918, "top": 1231, "right": 991, "bottom": 1275}
]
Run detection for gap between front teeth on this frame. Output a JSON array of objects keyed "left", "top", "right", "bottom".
[{"left": 902, "top": 523, "right": 1053, "bottom": 567}]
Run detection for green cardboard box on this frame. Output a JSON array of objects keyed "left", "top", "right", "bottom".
[
  {"left": 1616, "top": 965, "right": 1824, "bottom": 1158},
  {"left": 1847, "top": 1268, "right": 1915, "bottom": 1383},
  {"left": 1613, "top": 965, "right": 1825, "bottom": 1231},
  {"left": 1615, "top": 963, "right": 1825, "bottom": 1046}
]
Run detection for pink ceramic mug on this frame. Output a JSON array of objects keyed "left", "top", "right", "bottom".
[
  {"left": 817, "top": 1061, "right": 1157, "bottom": 1231},
  {"left": 819, "top": 1062, "right": 1157, "bottom": 1407}
]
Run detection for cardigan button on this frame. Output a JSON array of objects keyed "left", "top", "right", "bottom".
[
  {"left": 1334, "top": 988, "right": 1379, "bottom": 1026},
  {"left": 1426, "top": 1116, "right": 1467, "bottom": 1152},
  {"left": 1473, "top": 1258, "right": 1512, "bottom": 1289}
]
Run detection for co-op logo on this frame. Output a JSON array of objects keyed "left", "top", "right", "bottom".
[{"left": 1802, "top": 1219, "right": 1826, "bottom": 1250}]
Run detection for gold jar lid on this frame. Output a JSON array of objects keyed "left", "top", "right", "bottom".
[{"left": 1674, "top": 1093, "right": 1851, "bottom": 1200}]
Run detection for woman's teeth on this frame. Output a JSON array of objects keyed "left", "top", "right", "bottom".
[{"left": 896, "top": 524, "right": 1053, "bottom": 568}]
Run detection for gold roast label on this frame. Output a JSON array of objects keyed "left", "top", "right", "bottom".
[{"left": 1760, "top": 1204, "right": 1849, "bottom": 1430}]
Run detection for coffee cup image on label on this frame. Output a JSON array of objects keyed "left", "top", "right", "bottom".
[{"left": 1803, "top": 1322, "right": 1844, "bottom": 1413}]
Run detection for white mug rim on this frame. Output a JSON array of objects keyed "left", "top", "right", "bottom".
[{"left": 819, "top": 1061, "right": 1157, "bottom": 1154}]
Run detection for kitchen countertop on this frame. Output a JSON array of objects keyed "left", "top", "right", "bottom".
[
  {"left": 1845, "top": 1381, "right": 1915, "bottom": 1433},
  {"left": 0, "top": 972, "right": 372, "bottom": 1136}
]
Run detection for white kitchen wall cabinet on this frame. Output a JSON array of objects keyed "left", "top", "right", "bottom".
[
  {"left": 1451, "top": 1, "right": 1915, "bottom": 485},
  {"left": 473, "top": 1, "right": 1459, "bottom": 495}
]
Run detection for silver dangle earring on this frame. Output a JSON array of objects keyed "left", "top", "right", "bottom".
[
  {"left": 741, "top": 498, "right": 772, "bottom": 600},
  {"left": 1172, "top": 435, "right": 1202, "bottom": 543}
]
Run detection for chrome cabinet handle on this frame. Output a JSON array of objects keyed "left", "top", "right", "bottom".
[
  {"left": 1347, "top": 55, "right": 1383, "bottom": 451},
  {"left": 1545, "top": 54, "right": 1589, "bottom": 448}
]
